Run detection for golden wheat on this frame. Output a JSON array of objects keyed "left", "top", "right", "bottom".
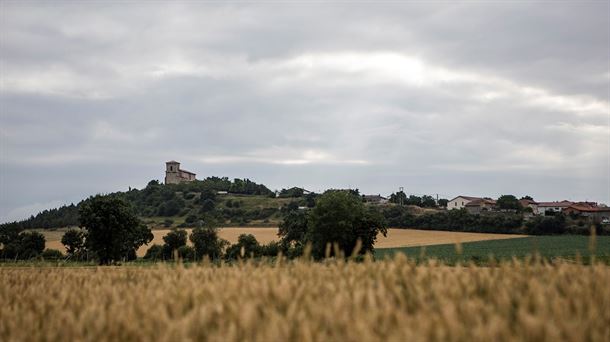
[{"left": 1, "top": 257, "right": 609, "bottom": 341}]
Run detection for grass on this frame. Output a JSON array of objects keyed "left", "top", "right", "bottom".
[
  {"left": 1, "top": 258, "right": 609, "bottom": 341},
  {"left": 376, "top": 235, "right": 610, "bottom": 264}
]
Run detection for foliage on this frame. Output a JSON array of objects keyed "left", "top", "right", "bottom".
[
  {"left": 0, "top": 230, "right": 46, "bottom": 260},
  {"left": 177, "top": 246, "right": 196, "bottom": 261},
  {"left": 389, "top": 191, "right": 407, "bottom": 205},
  {"left": 437, "top": 198, "right": 449, "bottom": 208},
  {"left": 307, "top": 190, "right": 387, "bottom": 259},
  {"left": 162, "top": 229, "right": 188, "bottom": 259},
  {"left": 79, "top": 195, "right": 153, "bottom": 265},
  {"left": 61, "top": 229, "right": 86, "bottom": 256},
  {"left": 42, "top": 249, "right": 64, "bottom": 260},
  {"left": 190, "top": 226, "right": 229, "bottom": 260},
  {"left": 143, "top": 244, "right": 164, "bottom": 261},
  {"left": 225, "top": 234, "right": 261, "bottom": 260},
  {"left": 278, "top": 187, "right": 304, "bottom": 198},
  {"left": 383, "top": 207, "right": 524, "bottom": 234},
  {"left": 496, "top": 195, "right": 522, "bottom": 211},
  {"left": 278, "top": 209, "right": 308, "bottom": 249},
  {"left": 525, "top": 215, "right": 566, "bottom": 235}
]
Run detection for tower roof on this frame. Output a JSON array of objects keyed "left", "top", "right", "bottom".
[{"left": 166, "top": 160, "right": 180, "bottom": 164}]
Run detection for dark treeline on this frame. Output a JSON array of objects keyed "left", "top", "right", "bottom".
[
  {"left": 383, "top": 206, "right": 608, "bottom": 236},
  {"left": 1, "top": 177, "right": 275, "bottom": 230}
]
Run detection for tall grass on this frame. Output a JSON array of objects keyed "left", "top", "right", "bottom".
[{"left": 1, "top": 256, "right": 609, "bottom": 341}]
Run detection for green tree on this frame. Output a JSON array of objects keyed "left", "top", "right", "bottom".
[
  {"left": 307, "top": 190, "right": 387, "bottom": 259},
  {"left": 61, "top": 229, "right": 86, "bottom": 256},
  {"left": 79, "top": 195, "right": 153, "bottom": 265},
  {"left": 278, "top": 209, "right": 308, "bottom": 248},
  {"left": 162, "top": 228, "right": 188, "bottom": 259},
  {"left": 438, "top": 198, "right": 449, "bottom": 208},
  {"left": 190, "top": 224, "right": 229, "bottom": 260},
  {"left": 15, "top": 231, "right": 46, "bottom": 259},
  {"left": 143, "top": 244, "right": 164, "bottom": 260},
  {"left": 421, "top": 195, "right": 437, "bottom": 208},
  {"left": 389, "top": 191, "right": 407, "bottom": 205},
  {"left": 225, "top": 234, "right": 261, "bottom": 260},
  {"left": 497, "top": 195, "right": 521, "bottom": 211}
]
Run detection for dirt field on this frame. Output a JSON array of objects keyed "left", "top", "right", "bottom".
[{"left": 42, "top": 228, "right": 526, "bottom": 257}]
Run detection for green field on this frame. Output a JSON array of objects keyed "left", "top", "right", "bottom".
[{"left": 375, "top": 235, "right": 610, "bottom": 264}]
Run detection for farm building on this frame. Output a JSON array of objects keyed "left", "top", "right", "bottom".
[
  {"left": 363, "top": 195, "right": 389, "bottom": 205},
  {"left": 563, "top": 202, "right": 610, "bottom": 221},
  {"left": 165, "top": 161, "right": 197, "bottom": 184},
  {"left": 535, "top": 200, "right": 573, "bottom": 216},
  {"left": 465, "top": 198, "right": 497, "bottom": 214},
  {"left": 447, "top": 196, "right": 484, "bottom": 210}
]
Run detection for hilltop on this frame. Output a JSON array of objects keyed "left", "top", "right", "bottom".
[{"left": 1, "top": 177, "right": 317, "bottom": 230}]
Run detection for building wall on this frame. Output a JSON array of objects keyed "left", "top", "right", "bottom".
[{"left": 448, "top": 197, "right": 474, "bottom": 210}]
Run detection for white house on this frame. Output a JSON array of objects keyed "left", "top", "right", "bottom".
[{"left": 447, "top": 196, "right": 484, "bottom": 210}]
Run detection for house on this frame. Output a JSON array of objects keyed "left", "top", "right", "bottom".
[
  {"left": 363, "top": 195, "right": 389, "bottom": 205},
  {"left": 563, "top": 202, "right": 610, "bottom": 221},
  {"left": 535, "top": 200, "right": 573, "bottom": 216},
  {"left": 447, "top": 196, "right": 484, "bottom": 210},
  {"left": 464, "top": 198, "right": 497, "bottom": 214},
  {"left": 165, "top": 161, "right": 197, "bottom": 184},
  {"left": 518, "top": 199, "right": 539, "bottom": 213}
]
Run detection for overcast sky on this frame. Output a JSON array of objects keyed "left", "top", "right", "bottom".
[{"left": 1, "top": 1, "right": 609, "bottom": 222}]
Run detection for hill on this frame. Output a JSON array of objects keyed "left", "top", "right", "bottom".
[{"left": 1, "top": 177, "right": 316, "bottom": 230}]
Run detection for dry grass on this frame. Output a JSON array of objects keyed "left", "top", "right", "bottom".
[
  {"left": 42, "top": 228, "right": 526, "bottom": 257},
  {"left": 1, "top": 258, "right": 609, "bottom": 341}
]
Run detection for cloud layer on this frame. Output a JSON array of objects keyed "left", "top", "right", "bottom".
[{"left": 1, "top": 2, "right": 609, "bottom": 222}]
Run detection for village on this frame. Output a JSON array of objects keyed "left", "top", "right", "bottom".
[{"left": 165, "top": 160, "right": 610, "bottom": 224}]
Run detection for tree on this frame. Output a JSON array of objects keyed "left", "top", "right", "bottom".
[
  {"left": 143, "top": 245, "right": 164, "bottom": 260},
  {"left": 405, "top": 195, "right": 422, "bottom": 206},
  {"left": 79, "top": 195, "right": 153, "bottom": 265},
  {"left": 497, "top": 195, "right": 521, "bottom": 211},
  {"left": 421, "top": 195, "right": 437, "bottom": 208},
  {"left": 190, "top": 224, "right": 229, "bottom": 260},
  {"left": 520, "top": 195, "right": 533, "bottom": 201},
  {"left": 225, "top": 234, "right": 261, "bottom": 260},
  {"left": 307, "top": 190, "right": 387, "bottom": 259},
  {"left": 438, "top": 198, "right": 449, "bottom": 208},
  {"left": 15, "top": 231, "right": 46, "bottom": 259},
  {"left": 162, "top": 228, "right": 188, "bottom": 259},
  {"left": 61, "top": 229, "right": 86, "bottom": 256},
  {"left": 389, "top": 191, "right": 407, "bottom": 205},
  {"left": 278, "top": 209, "right": 308, "bottom": 248}
]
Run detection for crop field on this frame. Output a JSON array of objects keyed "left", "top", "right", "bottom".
[
  {"left": 1, "top": 258, "right": 609, "bottom": 341},
  {"left": 40, "top": 228, "right": 526, "bottom": 257},
  {"left": 376, "top": 235, "right": 610, "bottom": 264}
]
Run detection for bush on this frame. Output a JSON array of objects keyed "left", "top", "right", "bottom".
[
  {"left": 177, "top": 246, "right": 195, "bottom": 261},
  {"left": 163, "top": 219, "right": 174, "bottom": 228},
  {"left": 42, "top": 249, "right": 64, "bottom": 260},
  {"left": 225, "top": 234, "right": 261, "bottom": 260},
  {"left": 143, "top": 244, "right": 164, "bottom": 260},
  {"left": 525, "top": 215, "right": 566, "bottom": 235}
]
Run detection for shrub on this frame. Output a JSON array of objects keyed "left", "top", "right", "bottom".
[
  {"left": 526, "top": 215, "right": 566, "bottom": 235},
  {"left": 177, "top": 246, "right": 195, "bottom": 261},
  {"left": 42, "top": 249, "right": 64, "bottom": 260},
  {"left": 225, "top": 234, "right": 261, "bottom": 260},
  {"left": 143, "top": 244, "right": 164, "bottom": 260}
]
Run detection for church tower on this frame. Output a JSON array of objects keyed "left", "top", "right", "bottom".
[{"left": 165, "top": 161, "right": 180, "bottom": 184}]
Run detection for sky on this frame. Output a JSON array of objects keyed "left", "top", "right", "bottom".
[{"left": 0, "top": 1, "right": 609, "bottom": 223}]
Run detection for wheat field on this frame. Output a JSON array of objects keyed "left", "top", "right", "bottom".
[{"left": 1, "top": 257, "right": 608, "bottom": 341}]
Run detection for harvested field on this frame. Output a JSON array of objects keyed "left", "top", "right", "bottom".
[
  {"left": 1, "top": 259, "right": 608, "bottom": 341},
  {"left": 41, "top": 228, "right": 526, "bottom": 257}
]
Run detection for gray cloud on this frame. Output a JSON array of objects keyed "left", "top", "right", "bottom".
[{"left": 1, "top": 1, "right": 608, "bottom": 222}]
